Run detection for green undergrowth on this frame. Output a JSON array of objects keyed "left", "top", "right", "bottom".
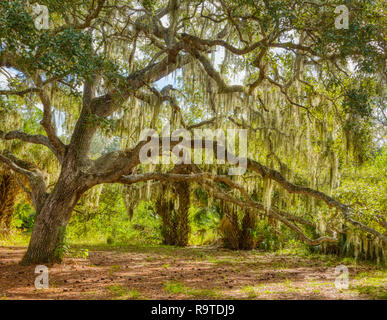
[{"left": 163, "top": 281, "right": 222, "bottom": 299}]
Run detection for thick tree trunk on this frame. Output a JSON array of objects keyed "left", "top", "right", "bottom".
[
  {"left": 156, "top": 197, "right": 177, "bottom": 246},
  {"left": 21, "top": 177, "right": 82, "bottom": 265},
  {"left": 239, "top": 210, "right": 257, "bottom": 250},
  {"left": 175, "top": 180, "right": 190, "bottom": 247},
  {"left": 156, "top": 178, "right": 190, "bottom": 247},
  {"left": 0, "top": 172, "right": 19, "bottom": 235}
]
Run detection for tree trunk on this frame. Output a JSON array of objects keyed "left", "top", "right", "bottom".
[
  {"left": 239, "top": 210, "right": 257, "bottom": 250},
  {"left": 21, "top": 178, "right": 81, "bottom": 265},
  {"left": 156, "top": 176, "right": 191, "bottom": 247},
  {"left": 156, "top": 197, "right": 178, "bottom": 246},
  {"left": 175, "top": 180, "right": 190, "bottom": 247}
]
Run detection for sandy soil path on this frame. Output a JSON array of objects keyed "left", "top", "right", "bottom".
[{"left": 0, "top": 245, "right": 385, "bottom": 300}]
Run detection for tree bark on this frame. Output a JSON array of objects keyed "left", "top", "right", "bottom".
[
  {"left": 175, "top": 180, "right": 190, "bottom": 247},
  {"left": 20, "top": 175, "right": 83, "bottom": 265}
]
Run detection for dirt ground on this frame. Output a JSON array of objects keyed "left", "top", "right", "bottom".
[{"left": 0, "top": 245, "right": 386, "bottom": 300}]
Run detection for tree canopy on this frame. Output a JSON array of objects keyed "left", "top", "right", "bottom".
[{"left": 0, "top": 0, "right": 385, "bottom": 264}]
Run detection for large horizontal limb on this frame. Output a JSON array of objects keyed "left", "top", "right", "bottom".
[
  {"left": 116, "top": 171, "right": 338, "bottom": 246},
  {"left": 89, "top": 53, "right": 193, "bottom": 118},
  {"left": 0, "top": 88, "right": 41, "bottom": 96},
  {"left": 180, "top": 33, "right": 267, "bottom": 55},
  {"left": 96, "top": 137, "right": 387, "bottom": 244},
  {"left": 0, "top": 130, "right": 60, "bottom": 158}
]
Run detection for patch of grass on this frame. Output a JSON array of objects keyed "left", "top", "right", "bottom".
[
  {"left": 67, "top": 248, "right": 89, "bottom": 259},
  {"left": 350, "top": 270, "right": 387, "bottom": 299},
  {"left": 127, "top": 289, "right": 140, "bottom": 299},
  {"left": 284, "top": 278, "right": 293, "bottom": 287},
  {"left": 163, "top": 281, "right": 221, "bottom": 298},
  {"left": 279, "top": 278, "right": 303, "bottom": 294},
  {"left": 164, "top": 281, "right": 188, "bottom": 295},
  {"left": 0, "top": 230, "right": 30, "bottom": 246},
  {"left": 107, "top": 285, "right": 140, "bottom": 299},
  {"left": 273, "top": 263, "right": 287, "bottom": 270},
  {"left": 309, "top": 280, "right": 335, "bottom": 288},
  {"left": 275, "top": 240, "right": 310, "bottom": 257},
  {"left": 341, "top": 257, "right": 356, "bottom": 265},
  {"left": 354, "top": 270, "right": 387, "bottom": 281},
  {"left": 197, "top": 251, "right": 206, "bottom": 259},
  {"left": 284, "top": 287, "right": 301, "bottom": 294},
  {"left": 107, "top": 284, "right": 127, "bottom": 297},
  {"left": 351, "top": 284, "right": 387, "bottom": 299},
  {"left": 242, "top": 286, "right": 258, "bottom": 298},
  {"left": 109, "top": 265, "right": 120, "bottom": 275},
  {"left": 209, "top": 259, "right": 235, "bottom": 267},
  {"left": 324, "top": 257, "right": 337, "bottom": 267}
]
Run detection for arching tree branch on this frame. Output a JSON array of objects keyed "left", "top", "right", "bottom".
[
  {"left": 0, "top": 151, "right": 47, "bottom": 212},
  {"left": 0, "top": 130, "right": 60, "bottom": 158}
]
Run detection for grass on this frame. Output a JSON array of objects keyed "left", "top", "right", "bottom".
[
  {"left": 209, "top": 258, "right": 236, "bottom": 267},
  {"left": 107, "top": 285, "right": 140, "bottom": 299},
  {"left": 309, "top": 280, "right": 335, "bottom": 288},
  {"left": 275, "top": 246, "right": 382, "bottom": 268},
  {"left": 284, "top": 278, "right": 293, "bottom": 287},
  {"left": 351, "top": 284, "right": 387, "bottom": 299},
  {"left": 163, "top": 281, "right": 222, "bottom": 298},
  {"left": 354, "top": 270, "right": 387, "bottom": 281},
  {"left": 242, "top": 286, "right": 258, "bottom": 298},
  {"left": 164, "top": 281, "right": 187, "bottom": 295},
  {"left": 0, "top": 231, "right": 30, "bottom": 246},
  {"left": 66, "top": 248, "right": 89, "bottom": 259},
  {"left": 71, "top": 242, "right": 222, "bottom": 260},
  {"left": 280, "top": 278, "right": 303, "bottom": 294},
  {"left": 241, "top": 281, "right": 304, "bottom": 298},
  {"left": 241, "top": 283, "right": 273, "bottom": 298},
  {"left": 109, "top": 265, "right": 120, "bottom": 275},
  {"left": 350, "top": 270, "right": 387, "bottom": 299}
]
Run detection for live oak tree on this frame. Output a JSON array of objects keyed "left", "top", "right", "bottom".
[{"left": 0, "top": 0, "right": 386, "bottom": 264}]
